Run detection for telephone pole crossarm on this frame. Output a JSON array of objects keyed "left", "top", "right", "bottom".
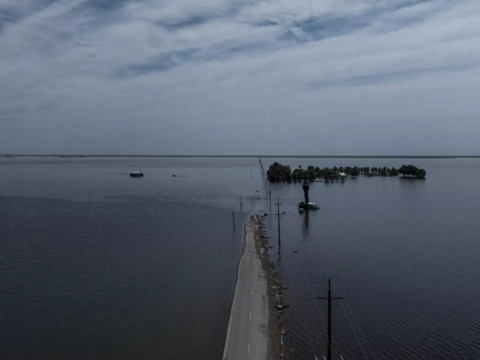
[{"left": 315, "top": 279, "right": 344, "bottom": 360}]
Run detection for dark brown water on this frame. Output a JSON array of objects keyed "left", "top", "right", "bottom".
[{"left": 1, "top": 157, "right": 480, "bottom": 359}]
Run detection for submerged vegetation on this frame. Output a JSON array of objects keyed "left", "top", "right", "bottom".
[
  {"left": 399, "top": 165, "right": 426, "bottom": 179},
  {"left": 266, "top": 162, "right": 292, "bottom": 182},
  {"left": 267, "top": 163, "right": 426, "bottom": 182}
]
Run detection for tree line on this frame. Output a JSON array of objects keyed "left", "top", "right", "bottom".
[
  {"left": 267, "top": 162, "right": 426, "bottom": 182},
  {"left": 399, "top": 165, "right": 426, "bottom": 179}
]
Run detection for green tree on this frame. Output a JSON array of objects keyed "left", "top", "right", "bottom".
[
  {"left": 407, "top": 165, "right": 418, "bottom": 177},
  {"left": 305, "top": 169, "right": 316, "bottom": 181},
  {"left": 415, "top": 169, "right": 426, "bottom": 179},
  {"left": 292, "top": 168, "right": 306, "bottom": 181},
  {"left": 267, "top": 162, "right": 292, "bottom": 182}
]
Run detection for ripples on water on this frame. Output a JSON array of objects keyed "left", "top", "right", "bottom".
[
  {"left": 0, "top": 157, "right": 261, "bottom": 360},
  {"left": 1, "top": 157, "right": 480, "bottom": 359},
  {"left": 263, "top": 158, "right": 480, "bottom": 360}
]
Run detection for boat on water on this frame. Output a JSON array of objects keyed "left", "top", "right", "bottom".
[
  {"left": 130, "top": 171, "right": 144, "bottom": 177},
  {"left": 298, "top": 202, "right": 320, "bottom": 210},
  {"left": 307, "top": 202, "right": 320, "bottom": 209}
]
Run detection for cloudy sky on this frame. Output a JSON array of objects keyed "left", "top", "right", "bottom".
[{"left": 0, "top": 0, "right": 479, "bottom": 155}]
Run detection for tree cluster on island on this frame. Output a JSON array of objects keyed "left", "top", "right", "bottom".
[
  {"left": 399, "top": 165, "right": 426, "bottom": 179},
  {"left": 267, "top": 163, "right": 426, "bottom": 182},
  {"left": 266, "top": 162, "right": 292, "bottom": 182}
]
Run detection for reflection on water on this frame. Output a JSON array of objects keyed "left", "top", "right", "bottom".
[
  {"left": 0, "top": 157, "right": 262, "bottom": 360},
  {"left": 265, "top": 158, "right": 480, "bottom": 360},
  {"left": 1, "top": 157, "right": 480, "bottom": 359},
  {"left": 301, "top": 210, "right": 311, "bottom": 239}
]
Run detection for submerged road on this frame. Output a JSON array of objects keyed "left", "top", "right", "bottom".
[{"left": 223, "top": 215, "right": 269, "bottom": 360}]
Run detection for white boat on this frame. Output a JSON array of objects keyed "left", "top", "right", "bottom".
[{"left": 307, "top": 202, "right": 319, "bottom": 209}]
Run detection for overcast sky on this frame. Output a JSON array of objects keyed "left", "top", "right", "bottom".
[{"left": 0, "top": 0, "right": 479, "bottom": 155}]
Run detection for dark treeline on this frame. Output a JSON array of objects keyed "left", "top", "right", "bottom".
[
  {"left": 399, "top": 165, "right": 426, "bottom": 179},
  {"left": 267, "top": 163, "right": 426, "bottom": 182}
]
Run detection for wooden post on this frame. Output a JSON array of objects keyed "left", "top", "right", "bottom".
[
  {"left": 274, "top": 198, "right": 283, "bottom": 254},
  {"left": 316, "top": 279, "right": 344, "bottom": 360},
  {"left": 269, "top": 182, "right": 272, "bottom": 213}
]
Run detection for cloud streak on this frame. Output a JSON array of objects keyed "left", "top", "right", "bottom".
[{"left": 1, "top": 0, "right": 479, "bottom": 154}]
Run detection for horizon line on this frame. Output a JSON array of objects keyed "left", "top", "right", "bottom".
[{"left": 1, "top": 154, "right": 480, "bottom": 159}]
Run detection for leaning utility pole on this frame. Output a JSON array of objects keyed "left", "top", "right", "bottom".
[
  {"left": 274, "top": 198, "right": 283, "bottom": 253},
  {"left": 316, "top": 279, "right": 344, "bottom": 360}
]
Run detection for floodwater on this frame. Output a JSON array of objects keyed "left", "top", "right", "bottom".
[
  {"left": 0, "top": 157, "right": 260, "bottom": 360},
  {"left": 263, "top": 158, "right": 480, "bottom": 360},
  {"left": 1, "top": 157, "right": 480, "bottom": 359}
]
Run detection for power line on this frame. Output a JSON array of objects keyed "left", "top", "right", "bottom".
[
  {"left": 291, "top": 261, "right": 328, "bottom": 359},
  {"left": 316, "top": 279, "right": 344, "bottom": 360},
  {"left": 308, "top": 257, "right": 372, "bottom": 360},
  {"left": 336, "top": 295, "right": 369, "bottom": 360},
  {"left": 330, "top": 280, "right": 376, "bottom": 360},
  {"left": 289, "top": 269, "right": 326, "bottom": 360},
  {"left": 302, "top": 272, "right": 338, "bottom": 360},
  {"left": 300, "top": 245, "right": 374, "bottom": 360},
  {"left": 274, "top": 198, "right": 283, "bottom": 254}
]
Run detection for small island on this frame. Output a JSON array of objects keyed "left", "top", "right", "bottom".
[{"left": 267, "top": 162, "right": 426, "bottom": 182}]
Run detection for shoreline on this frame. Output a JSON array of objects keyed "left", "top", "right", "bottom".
[
  {"left": 255, "top": 214, "right": 285, "bottom": 360},
  {"left": 222, "top": 214, "right": 283, "bottom": 360}
]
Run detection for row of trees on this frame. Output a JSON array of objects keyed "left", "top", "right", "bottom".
[
  {"left": 363, "top": 167, "right": 399, "bottom": 177},
  {"left": 267, "top": 163, "right": 426, "bottom": 182}
]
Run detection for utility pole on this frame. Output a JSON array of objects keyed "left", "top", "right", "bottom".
[
  {"left": 240, "top": 196, "right": 242, "bottom": 212},
  {"left": 274, "top": 198, "right": 283, "bottom": 253},
  {"left": 269, "top": 182, "right": 272, "bottom": 213},
  {"left": 316, "top": 279, "right": 344, "bottom": 360}
]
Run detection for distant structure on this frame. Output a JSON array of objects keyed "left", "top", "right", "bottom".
[
  {"left": 299, "top": 181, "right": 319, "bottom": 210},
  {"left": 302, "top": 181, "right": 310, "bottom": 204}
]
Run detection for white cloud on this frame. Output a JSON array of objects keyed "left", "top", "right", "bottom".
[{"left": 0, "top": 0, "right": 479, "bottom": 154}]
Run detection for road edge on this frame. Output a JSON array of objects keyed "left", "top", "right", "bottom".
[{"left": 222, "top": 214, "right": 257, "bottom": 359}]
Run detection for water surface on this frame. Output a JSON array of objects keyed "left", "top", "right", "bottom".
[
  {"left": 262, "top": 158, "right": 480, "bottom": 359},
  {"left": 2, "top": 157, "right": 480, "bottom": 359},
  {"left": 0, "top": 157, "right": 262, "bottom": 360}
]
